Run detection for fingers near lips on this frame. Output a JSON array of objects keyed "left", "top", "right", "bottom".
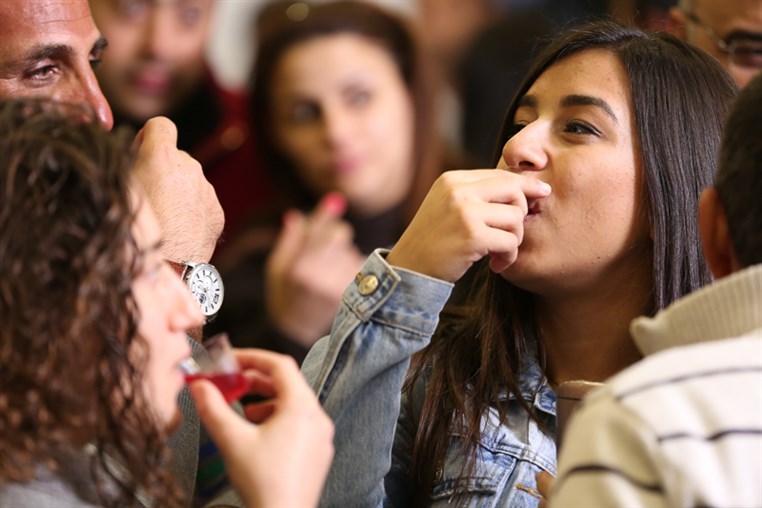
[{"left": 479, "top": 172, "right": 550, "bottom": 270}]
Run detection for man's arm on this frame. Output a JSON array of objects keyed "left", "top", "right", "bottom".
[{"left": 132, "top": 117, "right": 224, "bottom": 263}]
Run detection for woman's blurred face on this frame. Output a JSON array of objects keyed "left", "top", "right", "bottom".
[
  {"left": 131, "top": 189, "right": 203, "bottom": 428},
  {"left": 498, "top": 49, "right": 651, "bottom": 296},
  {"left": 269, "top": 33, "right": 416, "bottom": 216}
]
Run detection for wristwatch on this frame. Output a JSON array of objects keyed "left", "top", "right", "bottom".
[{"left": 171, "top": 261, "right": 225, "bottom": 320}]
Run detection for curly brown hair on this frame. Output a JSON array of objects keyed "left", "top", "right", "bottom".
[{"left": 0, "top": 99, "right": 184, "bottom": 507}]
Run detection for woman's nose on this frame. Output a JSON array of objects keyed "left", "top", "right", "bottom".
[
  {"left": 169, "top": 270, "right": 205, "bottom": 331},
  {"left": 500, "top": 122, "right": 548, "bottom": 173},
  {"left": 321, "top": 106, "right": 353, "bottom": 148},
  {"left": 141, "top": 7, "right": 179, "bottom": 61}
]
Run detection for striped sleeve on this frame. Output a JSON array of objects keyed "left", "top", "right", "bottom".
[
  {"left": 548, "top": 389, "right": 671, "bottom": 508},
  {"left": 549, "top": 336, "right": 762, "bottom": 508}
]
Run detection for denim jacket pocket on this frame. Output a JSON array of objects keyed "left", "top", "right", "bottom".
[
  {"left": 429, "top": 437, "right": 516, "bottom": 505},
  {"left": 427, "top": 416, "right": 554, "bottom": 508}
]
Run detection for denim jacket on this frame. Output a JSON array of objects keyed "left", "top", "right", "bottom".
[{"left": 303, "top": 250, "right": 558, "bottom": 508}]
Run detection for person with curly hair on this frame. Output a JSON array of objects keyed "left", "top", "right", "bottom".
[{"left": 0, "top": 98, "right": 334, "bottom": 508}]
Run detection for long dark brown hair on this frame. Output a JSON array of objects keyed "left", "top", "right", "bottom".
[
  {"left": 0, "top": 99, "right": 184, "bottom": 507},
  {"left": 404, "top": 20, "right": 737, "bottom": 505},
  {"left": 249, "top": 0, "right": 441, "bottom": 220}
]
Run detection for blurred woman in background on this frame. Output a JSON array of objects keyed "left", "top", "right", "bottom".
[{"left": 212, "top": 0, "right": 446, "bottom": 363}]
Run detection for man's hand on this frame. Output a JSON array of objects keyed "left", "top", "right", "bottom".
[
  {"left": 133, "top": 117, "right": 224, "bottom": 263},
  {"left": 190, "top": 349, "right": 334, "bottom": 508}
]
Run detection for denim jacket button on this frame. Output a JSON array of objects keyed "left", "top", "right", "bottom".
[{"left": 358, "top": 274, "right": 379, "bottom": 296}]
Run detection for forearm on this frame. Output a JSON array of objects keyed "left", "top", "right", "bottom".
[{"left": 302, "top": 249, "right": 453, "bottom": 508}]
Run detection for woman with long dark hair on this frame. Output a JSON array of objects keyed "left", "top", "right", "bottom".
[{"left": 302, "top": 20, "right": 737, "bottom": 507}]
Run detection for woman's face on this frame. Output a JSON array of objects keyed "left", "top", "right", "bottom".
[
  {"left": 498, "top": 49, "right": 651, "bottom": 295},
  {"left": 269, "top": 33, "right": 416, "bottom": 216},
  {"left": 131, "top": 190, "right": 203, "bottom": 428}
]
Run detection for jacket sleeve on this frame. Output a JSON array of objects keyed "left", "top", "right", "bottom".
[{"left": 302, "top": 249, "right": 453, "bottom": 508}]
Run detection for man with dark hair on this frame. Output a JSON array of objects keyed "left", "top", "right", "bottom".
[
  {"left": 669, "top": 0, "right": 762, "bottom": 89},
  {"left": 89, "top": 0, "right": 273, "bottom": 245},
  {"left": 548, "top": 73, "right": 762, "bottom": 507},
  {"left": 0, "top": 0, "right": 223, "bottom": 267}
]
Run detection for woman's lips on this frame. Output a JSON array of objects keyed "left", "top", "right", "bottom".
[
  {"left": 331, "top": 154, "right": 363, "bottom": 175},
  {"left": 524, "top": 199, "right": 543, "bottom": 222},
  {"left": 130, "top": 72, "right": 171, "bottom": 96}
]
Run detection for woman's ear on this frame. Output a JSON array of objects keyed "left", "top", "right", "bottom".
[
  {"left": 698, "top": 187, "right": 735, "bottom": 278},
  {"left": 666, "top": 7, "right": 688, "bottom": 40}
]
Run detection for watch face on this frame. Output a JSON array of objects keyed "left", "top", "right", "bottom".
[{"left": 186, "top": 264, "right": 224, "bottom": 318}]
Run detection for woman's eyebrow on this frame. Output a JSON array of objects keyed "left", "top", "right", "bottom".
[
  {"left": 517, "top": 95, "right": 537, "bottom": 109},
  {"left": 561, "top": 94, "right": 618, "bottom": 124}
]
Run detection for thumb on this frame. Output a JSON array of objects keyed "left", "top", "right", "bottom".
[
  {"left": 131, "top": 128, "right": 145, "bottom": 152},
  {"left": 268, "top": 209, "right": 306, "bottom": 268},
  {"left": 189, "top": 380, "right": 251, "bottom": 453},
  {"left": 137, "top": 116, "right": 178, "bottom": 152}
]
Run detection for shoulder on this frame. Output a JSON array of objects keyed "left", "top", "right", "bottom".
[
  {"left": 606, "top": 333, "right": 762, "bottom": 404},
  {"left": 568, "top": 333, "right": 762, "bottom": 458},
  {"left": 0, "top": 474, "right": 101, "bottom": 508}
]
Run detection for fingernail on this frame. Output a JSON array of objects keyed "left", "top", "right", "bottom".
[
  {"left": 538, "top": 181, "right": 552, "bottom": 194},
  {"left": 322, "top": 192, "right": 346, "bottom": 215}
]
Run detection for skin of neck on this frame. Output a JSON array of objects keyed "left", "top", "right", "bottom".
[{"left": 533, "top": 254, "right": 653, "bottom": 387}]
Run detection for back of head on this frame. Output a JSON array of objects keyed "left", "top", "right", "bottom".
[
  {"left": 715, "top": 73, "right": 762, "bottom": 267},
  {"left": 0, "top": 99, "right": 181, "bottom": 506}
]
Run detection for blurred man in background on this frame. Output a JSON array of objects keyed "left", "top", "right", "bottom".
[
  {"left": 669, "top": 0, "right": 762, "bottom": 88},
  {"left": 90, "top": 0, "right": 273, "bottom": 248}
]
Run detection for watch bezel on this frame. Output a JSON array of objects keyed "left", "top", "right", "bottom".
[{"left": 183, "top": 261, "right": 225, "bottom": 319}]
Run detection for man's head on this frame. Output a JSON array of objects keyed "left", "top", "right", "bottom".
[
  {"left": 89, "top": 0, "right": 215, "bottom": 123},
  {"left": 0, "top": 0, "right": 113, "bottom": 128},
  {"left": 699, "top": 72, "right": 762, "bottom": 277},
  {"left": 670, "top": 0, "right": 762, "bottom": 88}
]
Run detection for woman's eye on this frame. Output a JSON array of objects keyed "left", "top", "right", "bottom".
[
  {"left": 564, "top": 120, "right": 599, "bottom": 136},
  {"left": 289, "top": 102, "right": 320, "bottom": 124},
  {"left": 147, "top": 266, "right": 162, "bottom": 282},
  {"left": 346, "top": 88, "right": 371, "bottom": 107},
  {"left": 139, "top": 260, "right": 165, "bottom": 283},
  {"left": 507, "top": 122, "right": 527, "bottom": 138},
  {"left": 180, "top": 6, "right": 202, "bottom": 26},
  {"left": 118, "top": 0, "right": 149, "bottom": 18}
]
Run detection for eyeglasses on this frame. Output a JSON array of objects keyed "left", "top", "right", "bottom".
[{"left": 683, "top": 11, "right": 762, "bottom": 70}]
